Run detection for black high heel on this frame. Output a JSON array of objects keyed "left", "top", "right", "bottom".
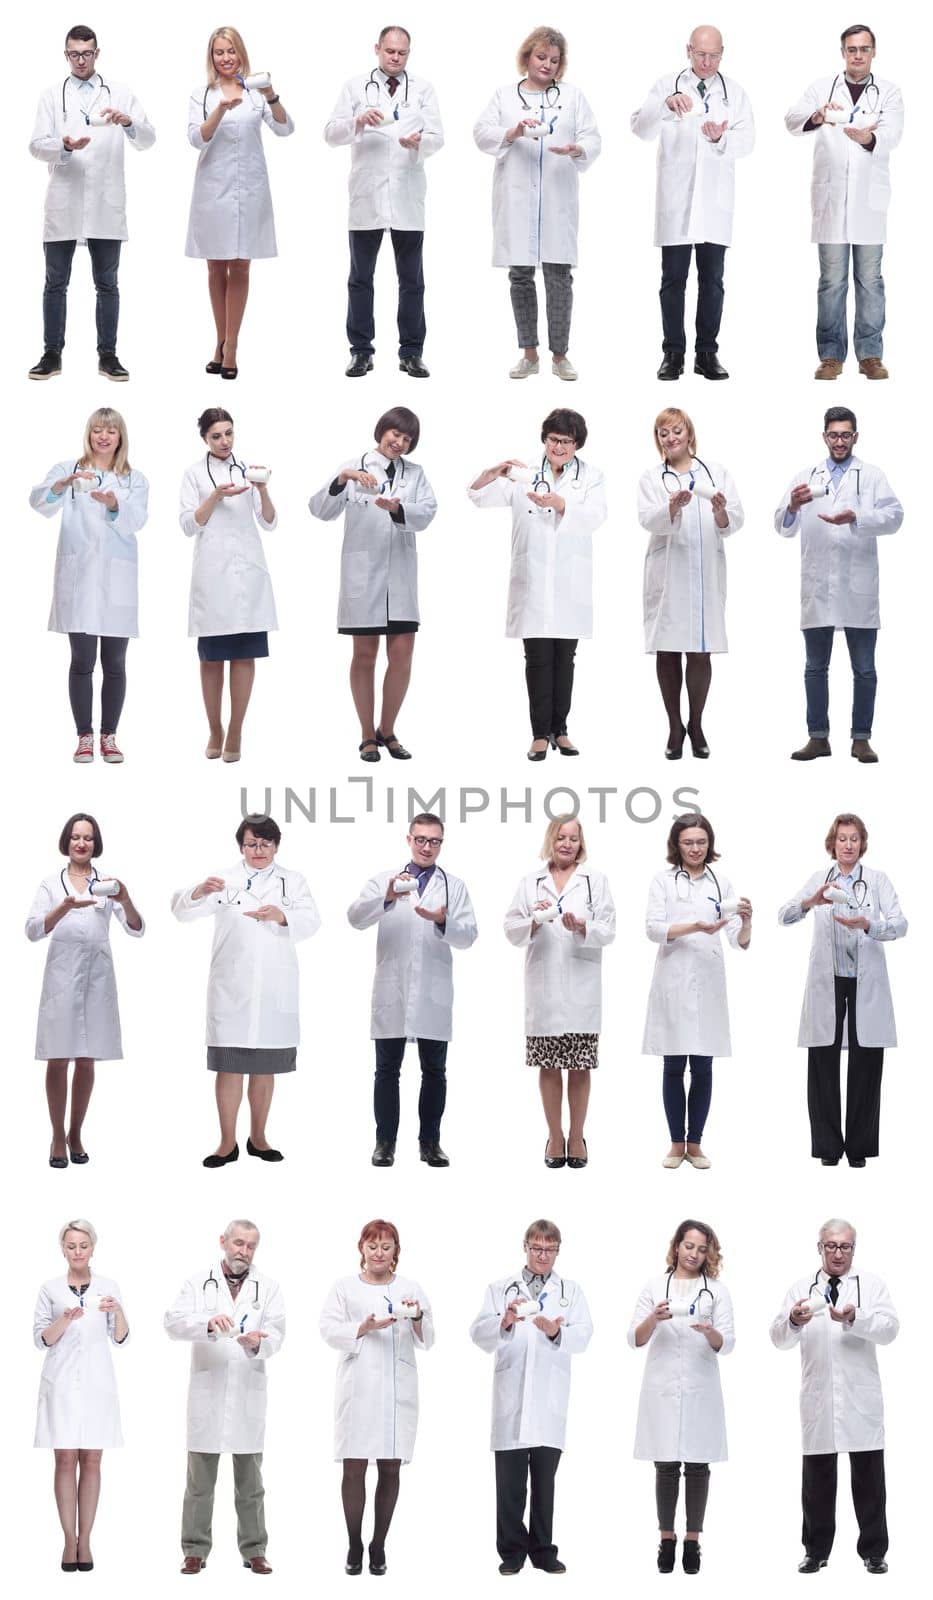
[
  {"left": 368, "top": 1543, "right": 387, "bottom": 1576},
  {"left": 544, "top": 1139, "right": 567, "bottom": 1169},
  {"left": 567, "top": 1138, "right": 588, "bottom": 1169},
  {"left": 205, "top": 341, "right": 225, "bottom": 375},
  {"left": 687, "top": 724, "right": 710, "bottom": 758},
  {"left": 68, "top": 1147, "right": 90, "bottom": 1165},
  {"left": 345, "top": 1546, "right": 364, "bottom": 1575},
  {"left": 665, "top": 725, "right": 687, "bottom": 760},
  {"left": 76, "top": 1559, "right": 94, "bottom": 1572},
  {"left": 376, "top": 728, "right": 412, "bottom": 760},
  {"left": 527, "top": 740, "right": 548, "bottom": 762},
  {"left": 548, "top": 734, "right": 579, "bottom": 756},
  {"left": 220, "top": 364, "right": 238, "bottom": 380}
]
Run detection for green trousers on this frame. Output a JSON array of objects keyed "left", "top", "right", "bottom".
[{"left": 181, "top": 1451, "right": 267, "bottom": 1558}]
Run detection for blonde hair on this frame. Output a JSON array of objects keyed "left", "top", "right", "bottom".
[
  {"left": 653, "top": 407, "right": 697, "bottom": 460},
  {"left": 517, "top": 27, "right": 567, "bottom": 80},
  {"left": 540, "top": 813, "right": 587, "bottom": 866},
  {"left": 59, "top": 1218, "right": 98, "bottom": 1252},
  {"left": 78, "top": 408, "right": 131, "bottom": 476},
  {"left": 206, "top": 26, "right": 251, "bottom": 83}
]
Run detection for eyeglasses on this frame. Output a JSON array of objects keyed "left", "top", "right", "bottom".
[
  {"left": 545, "top": 435, "right": 575, "bottom": 448},
  {"left": 820, "top": 1242, "right": 855, "bottom": 1254},
  {"left": 825, "top": 431, "right": 856, "bottom": 442},
  {"left": 527, "top": 1244, "right": 560, "bottom": 1256},
  {"left": 410, "top": 836, "right": 442, "bottom": 848},
  {"left": 66, "top": 49, "right": 97, "bottom": 62},
  {"left": 242, "top": 840, "right": 275, "bottom": 852},
  {"left": 689, "top": 48, "right": 723, "bottom": 61}
]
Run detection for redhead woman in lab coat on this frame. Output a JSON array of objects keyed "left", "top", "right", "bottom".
[
  {"left": 504, "top": 814, "right": 615, "bottom": 1167},
  {"left": 320, "top": 1220, "right": 434, "bottom": 1576},
  {"left": 33, "top": 1219, "right": 129, "bottom": 1573},
  {"left": 186, "top": 27, "right": 294, "bottom": 378},
  {"left": 628, "top": 1219, "right": 734, "bottom": 1575},
  {"left": 26, "top": 813, "right": 144, "bottom": 1169}
]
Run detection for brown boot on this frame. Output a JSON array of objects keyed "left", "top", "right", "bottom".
[
  {"left": 815, "top": 358, "right": 843, "bottom": 379},
  {"left": 851, "top": 739, "right": 879, "bottom": 763},
  {"left": 791, "top": 737, "right": 832, "bottom": 761},
  {"left": 858, "top": 357, "right": 889, "bottom": 379}
]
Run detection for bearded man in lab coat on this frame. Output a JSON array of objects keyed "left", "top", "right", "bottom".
[
  {"left": 770, "top": 1218, "right": 898, "bottom": 1576},
  {"left": 347, "top": 812, "right": 477, "bottom": 1168},
  {"left": 165, "top": 1220, "right": 286, "bottom": 1576}
]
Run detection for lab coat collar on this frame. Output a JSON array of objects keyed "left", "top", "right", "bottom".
[
  {"left": 69, "top": 71, "right": 102, "bottom": 91},
  {"left": 214, "top": 1258, "right": 260, "bottom": 1303},
  {"left": 540, "top": 864, "right": 584, "bottom": 895}
]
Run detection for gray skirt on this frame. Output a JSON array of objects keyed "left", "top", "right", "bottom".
[
  {"left": 207, "top": 1046, "right": 297, "bottom": 1075},
  {"left": 526, "top": 1033, "right": 599, "bottom": 1070}
]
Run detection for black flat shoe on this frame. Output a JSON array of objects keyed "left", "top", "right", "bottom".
[
  {"left": 77, "top": 1560, "right": 94, "bottom": 1572},
  {"left": 682, "top": 1541, "right": 701, "bottom": 1575},
  {"left": 202, "top": 1143, "right": 239, "bottom": 1168},
  {"left": 665, "top": 725, "right": 687, "bottom": 759},
  {"left": 687, "top": 723, "right": 710, "bottom": 758},
  {"left": 368, "top": 1544, "right": 387, "bottom": 1576},
  {"left": 206, "top": 341, "right": 225, "bottom": 375},
  {"left": 29, "top": 351, "right": 62, "bottom": 380},
  {"left": 820, "top": 1157, "right": 840, "bottom": 1166},
  {"left": 848, "top": 1157, "right": 867, "bottom": 1168},
  {"left": 657, "top": 1537, "right": 677, "bottom": 1574},
  {"left": 657, "top": 352, "right": 684, "bottom": 380},
  {"left": 864, "top": 1558, "right": 888, "bottom": 1574},
  {"left": 694, "top": 351, "right": 729, "bottom": 380},
  {"left": 68, "top": 1148, "right": 90, "bottom": 1165},
  {"left": 62, "top": 1560, "right": 78, "bottom": 1572},
  {"left": 98, "top": 352, "right": 129, "bottom": 381},
  {"left": 49, "top": 1152, "right": 68, "bottom": 1169},
  {"left": 247, "top": 1137, "right": 284, "bottom": 1162},
  {"left": 346, "top": 353, "right": 374, "bottom": 377},
  {"left": 567, "top": 1138, "right": 588, "bottom": 1169},
  {"left": 220, "top": 365, "right": 238, "bottom": 380},
  {"left": 419, "top": 1141, "right": 450, "bottom": 1167},
  {"left": 545, "top": 1139, "right": 566, "bottom": 1169},
  {"left": 345, "top": 1547, "right": 364, "bottom": 1576},
  {"left": 376, "top": 728, "right": 412, "bottom": 759},
  {"left": 359, "top": 739, "right": 381, "bottom": 763},
  {"left": 399, "top": 355, "right": 430, "bottom": 377},
  {"left": 548, "top": 734, "right": 579, "bottom": 756},
  {"left": 372, "top": 1141, "right": 396, "bottom": 1167},
  {"left": 798, "top": 1556, "right": 828, "bottom": 1574}
]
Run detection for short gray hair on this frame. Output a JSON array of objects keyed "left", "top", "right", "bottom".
[
  {"left": 818, "top": 1217, "right": 856, "bottom": 1243},
  {"left": 223, "top": 1218, "right": 260, "bottom": 1240},
  {"left": 59, "top": 1218, "right": 98, "bottom": 1251}
]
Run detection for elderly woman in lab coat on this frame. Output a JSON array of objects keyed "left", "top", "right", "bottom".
[
  {"left": 778, "top": 813, "right": 906, "bottom": 1168},
  {"left": 474, "top": 27, "right": 600, "bottom": 379},
  {"left": 172, "top": 813, "right": 320, "bottom": 1167},
  {"left": 30, "top": 408, "right": 149, "bottom": 763},
  {"left": 504, "top": 814, "right": 615, "bottom": 1167},
  {"left": 628, "top": 1219, "right": 734, "bottom": 1575},
  {"left": 186, "top": 27, "right": 294, "bottom": 378},
  {"left": 34, "top": 1219, "right": 129, "bottom": 1572},
  {"left": 468, "top": 409, "right": 606, "bottom": 760},
  {"left": 179, "top": 406, "right": 279, "bottom": 762},
  {"left": 643, "top": 813, "right": 751, "bottom": 1170},
  {"left": 309, "top": 406, "right": 436, "bottom": 762},
  {"left": 638, "top": 408, "right": 743, "bottom": 760},
  {"left": 320, "top": 1219, "right": 434, "bottom": 1576},
  {"left": 26, "top": 812, "right": 143, "bottom": 1168}
]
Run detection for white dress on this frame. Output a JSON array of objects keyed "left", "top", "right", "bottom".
[
  {"left": 34, "top": 1274, "right": 127, "bottom": 1448},
  {"left": 320, "top": 1276, "right": 434, "bottom": 1463},
  {"left": 185, "top": 88, "right": 294, "bottom": 259},
  {"left": 29, "top": 463, "right": 150, "bottom": 638},
  {"left": 26, "top": 871, "right": 145, "bottom": 1060},
  {"left": 179, "top": 457, "right": 278, "bottom": 637},
  {"left": 637, "top": 461, "right": 743, "bottom": 653}
]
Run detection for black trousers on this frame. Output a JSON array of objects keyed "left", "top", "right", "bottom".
[
  {"left": 523, "top": 638, "right": 577, "bottom": 739},
  {"left": 494, "top": 1447, "right": 561, "bottom": 1568},
  {"left": 68, "top": 633, "right": 129, "bottom": 735},
  {"left": 807, "top": 975, "right": 884, "bottom": 1162},
  {"left": 802, "top": 1450, "right": 887, "bottom": 1561},
  {"left": 654, "top": 1461, "right": 710, "bottom": 1532},
  {"left": 659, "top": 243, "right": 726, "bottom": 354},
  {"left": 373, "top": 1036, "right": 447, "bottom": 1143},
  {"left": 347, "top": 229, "right": 425, "bottom": 357}
]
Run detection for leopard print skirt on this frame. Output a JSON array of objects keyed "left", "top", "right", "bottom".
[{"left": 526, "top": 1033, "right": 599, "bottom": 1070}]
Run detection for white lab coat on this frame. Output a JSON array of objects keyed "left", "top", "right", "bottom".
[
  {"left": 473, "top": 83, "right": 601, "bottom": 266},
  {"left": 785, "top": 76, "right": 903, "bottom": 244},
  {"left": 770, "top": 1269, "right": 898, "bottom": 1454},
  {"left": 179, "top": 456, "right": 279, "bottom": 637},
  {"left": 320, "top": 1274, "right": 434, "bottom": 1462},
  {"left": 172, "top": 861, "right": 320, "bottom": 1048},
  {"left": 468, "top": 459, "right": 607, "bottom": 639},
  {"left": 642, "top": 866, "right": 745, "bottom": 1057},
  {"left": 34, "top": 1273, "right": 127, "bottom": 1448},
  {"left": 638, "top": 460, "right": 743, "bottom": 653},
  {"left": 470, "top": 1270, "right": 593, "bottom": 1451},
  {"left": 309, "top": 453, "right": 437, "bottom": 629},
  {"left": 185, "top": 88, "right": 294, "bottom": 259},
  {"left": 30, "top": 462, "right": 149, "bottom": 637},
  {"left": 627, "top": 1274, "right": 735, "bottom": 1462},
  {"left": 324, "top": 69, "right": 443, "bottom": 230},
  {"left": 504, "top": 866, "right": 616, "bottom": 1035},
  {"left": 778, "top": 866, "right": 906, "bottom": 1049},
  {"left": 164, "top": 1263, "right": 285, "bottom": 1453},
  {"left": 347, "top": 867, "right": 477, "bottom": 1041},
  {"left": 774, "top": 458, "right": 903, "bottom": 631},
  {"left": 29, "top": 76, "right": 155, "bottom": 242},
  {"left": 630, "top": 71, "right": 754, "bottom": 246},
  {"left": 26, "top": 870, "right": 145, "bottom": 1060}
]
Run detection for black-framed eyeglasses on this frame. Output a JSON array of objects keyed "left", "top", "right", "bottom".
[
  {"left": 824, "top": 430, "right": 856, "bottom": 442},
  {"left": 409, "top": 836, "right": 443, "bottom": 849},
  {"left": 66, "top": 49, "right": 98, "bottom": 62},
  {"left": 820, "top": 1242, "right": 855, "bottom": 1254}
]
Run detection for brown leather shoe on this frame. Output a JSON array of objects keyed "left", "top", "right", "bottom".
[
  {"left": 243, "top": 1557, "right": 273, "bottom": 1575},
  {"left": 791, "top": 737, "right": 832, "bottom": 761},
  {"left": 181, "top": 1556, "right": 206, "bottom": 1574},
  {"left": 814, "top": 359, "right": 843, "bottom": 379},
  {"left": 858, "top": 357, "right": 889, "bottom": 379},
  {"left": 851, "top": 739, "right": 879, "bottom": 763}
]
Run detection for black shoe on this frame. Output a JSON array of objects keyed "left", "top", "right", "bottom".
[
  {"left": 548, "top": 734, "right": 579, "bottom": 756},
  {"left": 29, "top": 351, "right": 62, "bottom": 380},
  {"left": 532, "top": 1557, "right": 566, "bottom": 1574},
  {"left": 345, "top": 1546, "right": 364, "bottom": 1576},
  {"left": 359, "top": 739, "right": 381, "bottom": 763},
  {"left": 665, "top": 724, "right": 687, "bottom": 760},
  {"left": 657, "top": 1537, "right": 677, "bottom": 1574},
  {"left": 791, "top": 737, "right": 832, "bottom": 761},
  {"left": 68, "top": 1147, "right": 90, "bottom": 1165},
  {"left": 368, "top": 1544, "right": 386, "bottom": 1576},
  {"left": 376, "top": 728, "right": 412, "bottom": 760},
  {"left": 76, "top": 1560, "right": 94, "bottom": 1572},
  {"left": 682, "top": 1541, "right": 701, "bottom": 1575},
  {"left": 528, "top": 741, "right": 548, "bottom": 762},
  {"left": 499, "top": 1563, "right": 524, "bottom": 1576},
  {"left": 346, "top": 353, "right": 374, "bottom": 377},
  {"left": 848, "top": 1157, "right": 867, "bottom": 1168},
  {"left": 566, "top": 1138, "right": 588, "bottom": 1170},
  {"left": 798, "top": 1556, "right": 828, "bottom": 1574},
  {"left": 220, "top": 365, "right": 238, "bottom": 380},
  {"left": 49, "top": 1153, "right": 69, "bottom": 1170},
  {"left": 372, "top": 1140, "right": 396, "bottom": 1167},
  {"left": 694, "top": 351, "right": 729, "bottom": 380},
  {"left": 246, "top": 1136, "right": 284, "bottom": 1162},
  {"left": 657, "top": 352, "right": 684, "bottom": 380},
  {"left": 98, "top": 352, "right": 129, "bottom": 381},
  {"left": 687, "top": 723, "right": 710, "bottom": 758},
  {"left": 864, "top": 1558, "right": 888, "bottom": 1575},
  {"left": 419, "top": 1141, "right": 450, "bottom": 1167},
  {"left": 820, "top": 1157, "right": 840, "bottom": 1166},
  {"left": 202, "top": 1143, "right": 239, "bottom": 1168},
  {"left": 62, "top": 1561, "right": 79, "bottom": 1572},
  {"left": 545, "top": 1139, "right": 566, "bottom": 1169},
  {"left": 399, "top": 354, "right": 430, "bottom": 377},
  {"left": 206, "top": 341, "right": 225, "bottom": 375}
]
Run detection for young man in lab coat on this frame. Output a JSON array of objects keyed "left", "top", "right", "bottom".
[
  {"left": 164, "top": 1220, "right": 286, "bottom": 1576},
  {"left": 28, "top": 24, "right": 155, "bottom": 380},
  {"left": 347, "top": 813, "right": 477, "bottom": 1167},
  {"left": 770, "top": 1218, "right": 898, "bottom": 1575},
  {"left": 470, "top": 1220, "right": 593, "bottom": 1575},
  {"left": 324, "top": 26, "right": 443, "bottom": 378},
  {"left": 785, "top": 26, "right": 903, "bottom": 380},
  {"left": 775, "top": 407, "right": 903, "bottom": 763}
]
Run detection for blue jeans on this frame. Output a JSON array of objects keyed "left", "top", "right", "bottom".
[
  {"left": 662, "top": 1055, "right": 713, "bottom": 1143},
  {"left": 816, "top": 243, "right": 884, "bottom": 360},
  {"left": 374, "top": 1036, "right": 447, "bottom": 1143},
  {"left": 43, "top": 238, "right": 122, "bottom": 355},
  {"left": 803, "top": 626, "right": 877, "bottom": 739}
]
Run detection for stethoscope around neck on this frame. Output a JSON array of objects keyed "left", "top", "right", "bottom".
[
  {"left": 674, "top": 863, "right": 724, "bottom": 915},
  {"left": 661, "top": 457, "right": 714, "bottom": 497},
  {"left": 665, "top": 1268, "right": 714, "bottom": 1319},
  {"left": 400, "top": 863, "right": 449, "bottom": 911},
  {"left": 536, "top": 870, "right": 593, "bottom": 914},
  {"left": 532, "top": 454, "right": 580, "bottom": 494},
  {"left": 217, "top": 863, "right": 291, "bottom": 908},
  {"left": 809, "top": 1270, "right": 861, "bottom": 1307},
  {"left": 61, "top": 864, "right": 100, "bottom": 897},
  {"left": 827, "top": 72, "right": 880, "bottom": 119},
  {"left": 673, "top": 66, "right": 728, "bottom": 110},
  {"left": 206, "top": 451, "right": 247, "bottom": 488},
  {"left": 203, "top": 1267, "right": 260, "bottom": 1312},
  {"left": 69, "top": 461, "right": 104, "bottom": 498},
  {"left": 824, "top": 861, "right": 869, "bottom": 910},
  {"left": 517, "top": 78, "right": 561, "bottom": 118},
  {"left": 503, "top": 1275, "right": 570, "bottom": 1310},
  {"left": 61, "top": 72, "right": 112, "bottom": 124},
  {"left": 808, "top": 462, "right": 862, "bottom": 498},
  {"left": 360, "top": 451, "right": 407, "bottom": 496},
  {"left": 365, "top": 67, "right": 410, "bottom": 113},
  {"left": 202, "top": 81, "right": 266, "bottom": 119}
]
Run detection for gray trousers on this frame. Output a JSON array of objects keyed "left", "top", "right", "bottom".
[
  {"left": 508, "top": 264, "right": 573, "bottom": 352},
  {"left": 181, "top": 1451, "right": 267, "bottom": 1558}
]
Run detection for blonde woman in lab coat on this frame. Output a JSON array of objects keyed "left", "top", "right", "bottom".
[
  {"left": 320, "top": 1219, "right": 434, "bottom": 1576},
  {"left": 33, "top": 1219, "right": 129, "bottom": 1572},
  {"left": 504, "top": 814, "right": 615, "bottom": 1167},
  {"left": 628, "top": 1218, "right": 734, "bottom": 1575}
]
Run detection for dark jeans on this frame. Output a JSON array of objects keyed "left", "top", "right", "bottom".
[
  {"left": 68, "top": 633, "right": 129, "bottom": 735},
  {"left": 494, "top": 1447, "right": 561, "bottom": 1568},
  {"left": 523, "top": 638, "right": 577, "bottom": 739},
  {"left": 662, "top": 1055, "right": 713, "bottom": 1143},
  {"left": 802, "top": 1450, "right": 887, "bottom": 1561},
  {"left": 803, "top": 626, "right": 877, "bottom": 739},
  {"left": 659, "top": 243, "right": 726, "bottom": 354},
  {"left": 43, "top": 238, "right": 121, "bottom": 354},
  {"left": 374, "top": 1036, "right": 447, "bottom": 1143},
  {"left": 807, "top": 976, "right": 884, "bottom": 1162},
  {"left": 347, "top": 229, "right": 425, "bottom": 357},
  {"left": 655, "top": 1462, "right": 710, "bottom": 1532}
]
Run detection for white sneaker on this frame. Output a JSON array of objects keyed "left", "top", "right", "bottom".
[
  {"left": 509, "top": 356, "right": 539, "bottom": 379},
  {"left": 73, "top": 733, "right": 94, "bottom": 764},
  {"left": 552, "top": 356, "right": 578, "bottom": 380},
  {"left": 100, "top": 733, "right": 124, "bottom": 764}
]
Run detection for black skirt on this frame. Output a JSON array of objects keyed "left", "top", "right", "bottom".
[
  {"left": 198, "top": 631, "right": 269, "bottom": 662},
  {"left": 338, "top": 620, "right": 419, "bottom": 637}
]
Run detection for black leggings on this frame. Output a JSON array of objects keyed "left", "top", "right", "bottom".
[
  {"left": 654, "top": 1462, "right": 710, "bottom": 1532},
  {"left": 68, "top": 633, "right": 128, "bottom": 735},
  {"left": 341, "top": 1458, "right": 401, "bottom": 1558}
]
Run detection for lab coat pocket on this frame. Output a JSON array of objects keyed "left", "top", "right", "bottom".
[
  {"left": 572, "top": 942, "right": 601, "bottom": 966},
  {"left": 851, "top": 1382, "right": 883, "bottom": 1432},
  {"left": 643, "top": 546, "right": 666, "bottom": 623},
  {"left": 867, "top": 170, "right": 891, "bottom": 213},
  {"left": 548, "top": 1361, "right": 570, "bottom": 1418},
  {"left": 245, "top": 1369, "right": 267, "bottom": 1420},
  {"left": 109, "top": 558, "right": 137, "bottom": 608},
  {"left": 189, "top": 1370, "right": 214, "bottom": 1421}
]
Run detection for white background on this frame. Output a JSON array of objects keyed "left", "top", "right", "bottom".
[{"left": 7, "top": 1, "right": 926, "bottom": 1596}]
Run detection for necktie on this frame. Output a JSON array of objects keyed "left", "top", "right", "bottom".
[
  {"left": 387, "top": 75, "right": 399, "bottom": 97},
  {"left": 386, "top": 460, "right": 396, "bottom": 484},
  {"left": 828, "top": 1275, "right": 841, "bottom": 1306},
  {"left": 696, "top": 80, "right": 707, "bottom": 94}
]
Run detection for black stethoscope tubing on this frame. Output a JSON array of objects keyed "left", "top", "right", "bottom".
[
  {"left": 809, "top": 463, "right": 861, "bottom": 496},
  {"left": 665, "top": 1268, "right": 715, "bottom": 1318},
  {"left": 532, "top": 453, "right": 581, "bottom": 493},
  {"left": 661, "top": 456, "right": 715, "bottom": 496},
  {"left": 827, "top": 72, "right": 880, "bottom": 117},
  {"left": 221, "top": 869, "right": 291, "bottom": 908},
  {"left": 365, "top": 67, "right": 410, "bottom": 111},
  {"left": 68, "top": 460, "right": 103, "bottom": 499},
  {"left": 202, "top": 1268, "right": 261, "bottom": 1309},
  {"left": 60, "top": 864, "right": 100, "bottom": 897},
  {"left": 201, "top": 82, "right": 265, "bottom": 120},
  {"left": 673, "top": 67, "right": 728, "bottom": 106},
  {"left": 61, "top": 72, "right": 112, "bottom": 123},
  {"left": 535, "top": 871, "right": 593, "bottom": 912},
  {"left": 809, "top": 1271, "right": 861, "bottom": 1307},
  {"left": 674, "top": 864, "right": 723, "bottom": 906},
  {"left": 824, "top": 861, "right": 869, "bottom": 909},
  {"left": 399, "top": 864, "right": 448, "bottom": 911},
  {"left": 504, "top": 1276, "right": 570, "bottom": 1309},
  {"left": 206, "top": 451, "right": 248, "bottom": 488},
  {"left": 517, "top": 79, "right": 561, "bottom": 111},
  {"left": 360, "top": 451, "right": 407, "bottom": 491}
]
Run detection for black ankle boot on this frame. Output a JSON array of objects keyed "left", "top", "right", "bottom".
[
  {"left": 657, "top": 1537, "right": 677, "bottom": 1573},
  {"left": 683, "top": 1540, "right": 701, "bottom": 1574}
]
